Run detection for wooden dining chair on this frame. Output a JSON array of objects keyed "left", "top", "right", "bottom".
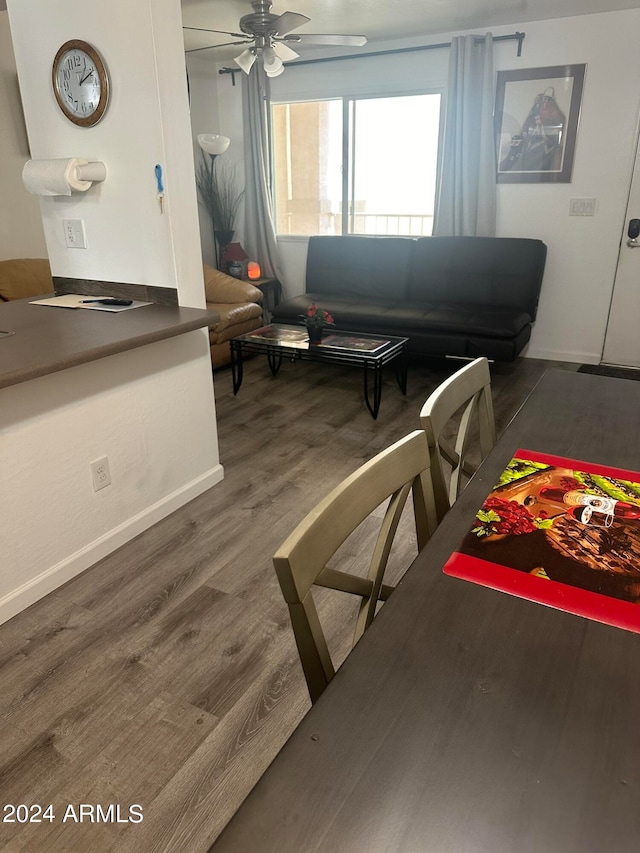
[
  {"left": 419, "top": 357, "right": 497, "bottom": 522},
  {"left": 273, "top": 430, "right": 437, "bottom": 704}
]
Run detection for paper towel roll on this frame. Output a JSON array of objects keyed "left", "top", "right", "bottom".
[{"left": 22, "top": 158, "right": 94, "bottom": 196}]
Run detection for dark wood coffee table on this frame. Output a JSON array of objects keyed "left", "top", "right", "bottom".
[{"left": 230, "top": 325, "right": 408, "bottom": 419}]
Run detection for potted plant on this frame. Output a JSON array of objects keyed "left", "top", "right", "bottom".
[
  {"left": 196, "top": 153, "right": 244, "bottom": 270},
  {"left": 300, "top": 303, "right": 335, "bottom": 343}
]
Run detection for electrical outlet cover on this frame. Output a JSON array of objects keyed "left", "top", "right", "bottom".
[{"left": 91, "top": 457, "right": 111, "bottom": 491}]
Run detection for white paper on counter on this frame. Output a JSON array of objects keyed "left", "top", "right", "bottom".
[{"left": 31, "top": 294, "right": 151, "bottom": 312}]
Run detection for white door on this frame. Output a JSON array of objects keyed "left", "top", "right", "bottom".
[{"left": 602, "top": 138, "right": 640, "bottom": 367}]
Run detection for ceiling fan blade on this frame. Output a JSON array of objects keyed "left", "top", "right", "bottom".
[
  {"left": 183, "top": 26, "right": 248, "bottom": 39},
  {"left": 272, "top": 41, "right": 300, "bottom": 62},
  {"left": 185, "top": 40, "right": 252, "bottom": 54},
  {"left": 272, "top": 11, "right": 311, "bottom": 36},
  {"left": 296, "top": 34, "right": 367, "bottom": 46}
]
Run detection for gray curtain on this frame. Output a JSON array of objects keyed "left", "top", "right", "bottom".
[
  {"left": 434, "top": 33, "right": 496, "bottom": 237},
  {"left": 242, "top": 65, "right": 282, "bottom": 281}
]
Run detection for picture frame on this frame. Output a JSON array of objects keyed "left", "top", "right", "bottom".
[{"left": 494, "top": 64, "right": 586, "bottom": 183}]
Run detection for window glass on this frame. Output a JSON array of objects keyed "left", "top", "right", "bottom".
[{"left": 272, "top": 93, "right": 441, "bottom": 237}]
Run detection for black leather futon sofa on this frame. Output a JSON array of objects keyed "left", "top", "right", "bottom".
[{"left": 271, "top": 235, "right": 547, "bottom": 361}]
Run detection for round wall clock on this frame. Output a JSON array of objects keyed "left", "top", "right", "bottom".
[{"left": 52, "top": 40, "right": 109, "bottom": 127}]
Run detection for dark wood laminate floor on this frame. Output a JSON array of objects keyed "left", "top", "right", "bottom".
[{"left": 0, "top": 353, "right": 577, "bottom": 853}]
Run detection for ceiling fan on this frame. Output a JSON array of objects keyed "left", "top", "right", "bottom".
[{"left": 184, "top": 0, "right": 367, "bottom": 77}]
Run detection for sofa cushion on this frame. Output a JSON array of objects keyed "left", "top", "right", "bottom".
[
  {"left": 0, "top": 258, "right": 53, "bottom": 301},
  {"left": 272, "top": 294, "right": 530, "bottom": 339},
  {"left": 306, "top": 236, "right": 413, "bottom": 301},
  {"left": 407, "top": 237, "right": 546, "bottom": 319}
]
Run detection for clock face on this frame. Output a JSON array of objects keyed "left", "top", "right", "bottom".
[{"left": 52, "top": 40, "right": 109, "bottom": 127}]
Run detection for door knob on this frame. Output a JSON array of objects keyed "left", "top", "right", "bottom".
[{"left": 627, "top": 218, "right": 640, "bottom": 247}]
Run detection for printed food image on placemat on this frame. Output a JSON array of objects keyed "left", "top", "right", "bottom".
[{"left": 444, "top": 450, "right": 640, "bottom": 632}]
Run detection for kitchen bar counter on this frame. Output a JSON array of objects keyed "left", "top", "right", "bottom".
[{"left": 0, "top": 296, "right": 219, "bottom": 389}]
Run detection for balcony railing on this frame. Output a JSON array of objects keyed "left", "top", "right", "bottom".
[
  {"left": 277, "top": 211, "right": 434, "bottom": 237},
  {"left": 346, "top": 213, "right": 434, "bottom": 237}
]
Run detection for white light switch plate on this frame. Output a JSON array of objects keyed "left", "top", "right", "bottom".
[{"left": 569, "top": 198, "right": 596, "bottom": 216}]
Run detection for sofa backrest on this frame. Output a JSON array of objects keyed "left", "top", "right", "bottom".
[
  {"left": 306, "top": 236, "right": 413, "bottom": 300},
  {"left": 407, "top": 237, "right": 547, "bottom": 320}
]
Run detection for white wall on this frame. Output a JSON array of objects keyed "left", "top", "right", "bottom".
[
  {"left": 0, "top": 332, "right": 220, "bottom": 624},
  {"left": 0, "top": 12, "right": 46, "bottom": 258},
  {"left": 1, "top": 0, "right": 223, "bottom": 625},
  {"left": 494, "top": 11, "right": 640, "bottom": 363},
  {"left": 193, "top": 9, "right": 640, "bottom": 363},
  {"left": 8, "top": 0, "right": 205, "bottom": 307}
]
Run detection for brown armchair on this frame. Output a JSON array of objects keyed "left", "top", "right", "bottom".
[
  {"left": 202, "top": 264, "right": 264, "bottom": 368},
  {"left": 0, "top": 258, "right": 54, "bottom": 301}
]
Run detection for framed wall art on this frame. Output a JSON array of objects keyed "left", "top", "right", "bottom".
[{"left": 494, "top": 64, "right": 586, "bottom": 183}]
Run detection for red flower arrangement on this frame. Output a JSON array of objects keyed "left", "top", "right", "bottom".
[{"left": 301, "top": 303, "right": 335, "bottom": 329}]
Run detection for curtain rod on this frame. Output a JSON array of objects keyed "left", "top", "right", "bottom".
[
  {"left": 219, "top": 31, "right": 524, "bottom": 80},
  {"left": 283, "top": 31, "right": 524, "bottom": 67}
]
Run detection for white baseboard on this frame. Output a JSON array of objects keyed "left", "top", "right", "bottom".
[
  {"left": 0, "top": 464, "right": 224, "bottom": 627},
  {"left": 524, "top": 347, "right": 601, "bottom": 365}
]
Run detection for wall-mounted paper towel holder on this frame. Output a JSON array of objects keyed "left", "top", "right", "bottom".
[
  {"left": 22, "top": 158, "right": 107, "bottom": 197},
  {"left": 74, "top": 162, "right": 106, "bottom": 183}
]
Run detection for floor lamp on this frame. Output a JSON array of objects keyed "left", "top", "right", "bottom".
[{"left": 197, "top": 133, "right": 231, "bottom": 268}]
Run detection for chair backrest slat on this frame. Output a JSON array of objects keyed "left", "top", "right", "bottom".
[{"left": 420, "top": 358, "right": 497, "bottom": 521}]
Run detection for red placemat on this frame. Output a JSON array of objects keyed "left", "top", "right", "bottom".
[{"left": 444, "top": 450, "right": 640, "bottom": 633}]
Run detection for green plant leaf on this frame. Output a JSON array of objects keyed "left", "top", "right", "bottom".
[
  {"left": 196, "top": 152, "right": 244, "bottom": 235},
  {"left": 477, "top": 509, "right": 500, "bottom": 523}
]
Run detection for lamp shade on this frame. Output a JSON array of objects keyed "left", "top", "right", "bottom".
[
  {"left": 197, "top": 134, "right": 230, "bottom": 156},
  {"left": 262, "top": 47, "right": 283, "bottom": 75},
  {"left": 224, "top": 242, "right": 248, "bottom": 262},
  {"left": 234, "top": 49, "right": 257, "bottom": 74}
]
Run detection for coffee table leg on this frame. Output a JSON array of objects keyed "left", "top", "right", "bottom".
[
  {"left": 231, "top": 342, "right": 244, "bottom": 394},
  {"left": 363, "top": 362, "right": 383, "bottom": 420},
  {"left": 395, "top": 343, "right": 408, "bottom": 394},
  {"left": 267, "top": 349, "right": 283, "bottom": 376}
]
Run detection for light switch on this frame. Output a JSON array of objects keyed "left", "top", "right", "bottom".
[
  {"left": 63, "top": 219, "right": 87, "bottom": 248},
  {"left": 569, "top": 198, "right": 596, "bottom": 216}
]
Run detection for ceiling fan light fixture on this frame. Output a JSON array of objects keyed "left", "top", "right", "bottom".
[
  {"left": 234, "top": 48, "right": 257, "bottom": 74},
  {"left": 265, "top": 63, "right": 285, "bottom": 77},
  {"left": 272, "top": 41, "right": 300, "bottom": 61},
  {"left": 186, "top": 2, "right": 368, "bottom": 77},
  {"left": 262, "top": 47, "right": 283, "bottom": 74}
]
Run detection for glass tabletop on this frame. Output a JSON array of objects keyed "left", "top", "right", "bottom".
[{"left": 235, "top": 324, "right": 407, "bottom": 356}]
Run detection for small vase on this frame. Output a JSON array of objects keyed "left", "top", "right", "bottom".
[{"left": 307, "top": 325, "right": 324, "bottom": 344}]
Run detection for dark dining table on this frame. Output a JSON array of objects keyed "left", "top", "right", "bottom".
[{"left": 212, "top": 368, "right": 640, "bottom": 853}]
